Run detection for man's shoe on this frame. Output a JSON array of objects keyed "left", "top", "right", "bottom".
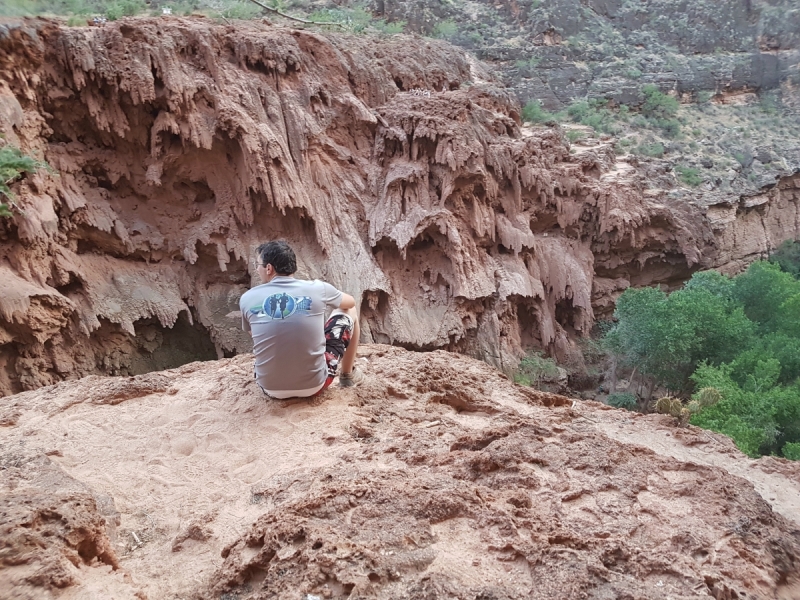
[{"left": 339, "top": 367, "right": 364, "bottom": 388}]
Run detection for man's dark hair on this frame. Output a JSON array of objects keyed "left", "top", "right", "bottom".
[{"left": 257, "top": 240, "right": 297, "bottom": 275}]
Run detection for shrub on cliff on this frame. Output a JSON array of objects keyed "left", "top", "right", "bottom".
[
  {"left": 0, "top": 145, "right": 47, "bottom": 217},
  {"left": 564, "top": 99, "right": 622, "bottom": 134},
  {"left": 514, "top": 352, "right": 559, "bottom": 388},
  {"left": 675, "top": 165, "right": 702, "bottom": 186},
  {"left": 639, "top": 85, "right": 681, "bottom": 137},
  {"left": 641, "top": 85, "right": 679, "bottom": 121},
  {"left": 433, "top": 20, "right": 458, "bottom": 40},
  {"left": 521, "top": 100, "right": 555, "bottom": 124},
  {"left": 105, "top": 0, "right": 145, "bottom": 20}
]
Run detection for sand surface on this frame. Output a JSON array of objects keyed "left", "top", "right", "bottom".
[{"left": 2, "top": 346, "right": 800, "bottom": 599}]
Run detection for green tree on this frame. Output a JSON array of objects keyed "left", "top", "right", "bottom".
[
  {"left": 691, "top": 361, "right": 800, "bottom": 458},
  {"left": 605, "top": 287, "right": 695, "bottom": 390},
  {"left": 606, "top": 274, "right": 755, "bottom": 392},
  {"left": 770, "top": 240, "right": 800, "bottom": 278},
  {"left": 732, "top": 261, "right": 800, "bottom": 332}
]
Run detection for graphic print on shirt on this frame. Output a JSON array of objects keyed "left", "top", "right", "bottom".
[{"left": 250, "top": 294, "right": 312, "bottom": 320}]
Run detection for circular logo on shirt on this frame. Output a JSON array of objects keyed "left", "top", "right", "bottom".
[{"left": 261, "top": 293, "right": 296, "bottom": 320}]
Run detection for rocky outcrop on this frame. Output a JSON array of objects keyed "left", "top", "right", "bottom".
[
  {"left": 376, "top": 0, "right": 800, "bottom": 109},
  {"left": 0, "top": 447, "right": 123, "bottom": 597},
  {"left": 0, "top": 17, "right": 798, "bottom": 396},
  {"left": 2, "top": 346, "right": 799, "bottom": 598}
]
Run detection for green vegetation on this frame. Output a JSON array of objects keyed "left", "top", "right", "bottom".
[
  {"left": 639, "top": 84, "right": 681, "bottom": 137},
  {"left": 105, "top": 0, "right": 145, "bottom": 20},
  {"left": 521, "top": 100, "right": 555, "bottom": 124},
  {"left": 640, "top": 84, "right": 679, "bottom": 120},
  {"left": 607, "top": 392, "right": 637, "bottom": 411},
  {"left": 605, "top": 263, "right": 800, "bottom": 459},
  {"left": 515, "top": 57, "right": 541, "bottom": 70},
  {"left": 521, "top": 85, "right": 682, "bottom": 139},
  {"left": 566, "top": 129, "right": 586, "bottom": 143},
  {"left": 432, "top": 19, "right": 458, "bottom": 40},
  {"left": 0, "top": 0, "right": 407, "bottom": 32},
  {"left": 675, "top": 165, "right": 702, "bottom": 187},
  {"left": 770, "top": 240, "right": 800, "bottom": 278},
  {"left": 0, "top": 145, "right": 47, "bottom": 217},
  {"left": 514, "top": 351, "right": 560, "bottom": 388},
  {"left": 633, "top": 141, "right": 664, "bottom": 158}
]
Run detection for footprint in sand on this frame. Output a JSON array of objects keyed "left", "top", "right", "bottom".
[
  {"left": 170, "top": 433, "right": 197, "bottom": 457},
  {"left": 232, "top": 457, "right": 267, "bottom": 484},
  {"left": 288, "top": 409, "right": 315, "bottom": 424}
]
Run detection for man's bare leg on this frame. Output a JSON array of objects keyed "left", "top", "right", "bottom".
[{"left": 340, "top": 306, "right": 360, "bottom": 376}]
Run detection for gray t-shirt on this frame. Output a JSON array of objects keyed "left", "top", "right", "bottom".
[{"left": 240, "top": 277, "right": 343, "bottom": 394}]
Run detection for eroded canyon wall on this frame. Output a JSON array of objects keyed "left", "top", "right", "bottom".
[{"left": 0, "top": 17, "right": 798, "bottom": 396}]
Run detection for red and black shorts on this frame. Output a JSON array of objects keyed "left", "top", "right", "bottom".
[{"left": 317, "top": 312, "right": 355, "bottom": 394}]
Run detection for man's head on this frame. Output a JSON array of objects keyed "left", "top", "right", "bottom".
[{"left": 256, "top": 240, "right": 297, "bottom": 283}]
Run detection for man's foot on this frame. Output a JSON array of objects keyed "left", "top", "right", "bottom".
[{"left": 339, "top": 366, "right": 364, "bottom": 388}]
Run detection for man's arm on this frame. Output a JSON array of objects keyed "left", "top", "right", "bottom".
[{"left": 339, "top": 293, "right": 356, "bottom": 310}]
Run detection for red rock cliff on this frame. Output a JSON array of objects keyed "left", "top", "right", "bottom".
[{"left": 0, "top": 17, "right": 797, "bottom": 395}]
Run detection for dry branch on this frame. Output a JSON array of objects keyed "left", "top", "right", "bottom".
[{"left": 244, "top": 0, "right": 346, "bottom": 28}]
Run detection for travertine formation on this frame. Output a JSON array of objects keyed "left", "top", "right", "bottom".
[
  {"left": 1, "top": 346, "right": 799, "bottom": 599},
  {"left": 0, "top": 17, "right": 798, "bottom": 395}
]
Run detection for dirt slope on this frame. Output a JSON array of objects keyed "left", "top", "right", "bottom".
[
  {"left": 1, "top": 17, "right": 798, "bottom": 396},
  {"left": 1, "top": 346, "right": 799, "bottom": 599}
]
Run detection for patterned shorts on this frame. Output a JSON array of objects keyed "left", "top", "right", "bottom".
[{"left": 319, "top": 312, "right": 355, "bottom": 393}]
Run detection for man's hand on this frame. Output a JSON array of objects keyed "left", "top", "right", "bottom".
[{"left": 339, "top": 293, "right": 356, "bottom": 310}]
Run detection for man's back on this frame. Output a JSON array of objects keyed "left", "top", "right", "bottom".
[{"left": 240, "top": 277, "right": 342, "bottom": 394}]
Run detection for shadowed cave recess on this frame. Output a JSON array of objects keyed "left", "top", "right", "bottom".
[{"left": 0, "top": 18, "right": 799, "bottom": 396}]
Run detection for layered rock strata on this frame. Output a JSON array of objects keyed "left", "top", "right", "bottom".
[{"left": 0, "top": 17, "right": 798, "bottom": 395}]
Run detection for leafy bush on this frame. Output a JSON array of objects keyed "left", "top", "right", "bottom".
[
  {"left": 656, "top": 118, "right": 681, "bottom": 137},
  {"left": 641, "top": 84, "right": 679, "bottom": 120},
  {"left": 633, "top": 142, "right": 664, "bottom": 158},
  {"left": 639, "top": 85, "right": 681, "bottom": 136},
  {"left": 564, "top": 99, "right": 621, "bottom": 134},
  {"left": 521, "top": 100, "right": 555, "bottom": 124},
  {"left": 785, "top": 442, "right": 800, "bottom": 461},
  {"left": 566, "top": 129, "right": 586, "bottom": 143},
  {"left": 374, "top": 19, "right": 405, "bottom": 34},
  {"left": 308, "top": 6, "right": 373, "bottom": 30},
  {"left": 515, "top": 57, "right": 541, "bottom": 73},
  {"left": 697, "top": 91, "right": 713, "bottom": 104},
  {"left": 690, "top": 361, "right": 800, "bottom": 458},
  {"left": 105, "top": 0, "right": 145, "bottom": 20},
  {"left": 607, "top": 392, "right": 637, "bottom": 411},
  {"left": 675, "top": 165, "right": 702, "bottom": 186},
  {"left": 433, "top": 19, "right": 458, "bottom": 39},
  {"left": 626, "top": 68, "right": 642, "bottom": 79},
  {"left": 514, "top": 352, "right": 560, "bottom": 388}
]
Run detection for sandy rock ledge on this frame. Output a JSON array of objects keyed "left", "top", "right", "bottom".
[{"left": 1, "top": 345, "right": 799, "bottom": 599}]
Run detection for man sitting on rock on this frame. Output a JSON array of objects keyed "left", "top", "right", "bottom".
[{"left": 240, "top": 240, "right": 363, "bottom": 398}]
